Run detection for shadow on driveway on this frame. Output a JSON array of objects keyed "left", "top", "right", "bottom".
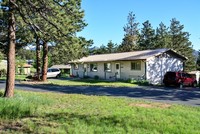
[{"left": 14, "top": 83, "right": 200, "bottom": 106}]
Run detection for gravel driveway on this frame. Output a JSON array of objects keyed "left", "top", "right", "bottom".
[{"left": 0, "top": 80, "right": 200, "bottom": 106}]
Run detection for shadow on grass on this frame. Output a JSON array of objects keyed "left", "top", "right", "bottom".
[
  {"left": 61, "top": 78, "right": 128, "bottom": 84},
  {"left": 44, "top": 112, "right": 133, "bottom": 130},
  {"left": 15, "top": 81, "right": 200, "bottom": 106},
  {"left": 0, "top": 112, "right": 137, "bottom": 133},
  {"left": 46, "top": 78, "right": 139, "bottom": 87},
  {"left": 64, "top": 78, "right": 150, "bottom": 86}
]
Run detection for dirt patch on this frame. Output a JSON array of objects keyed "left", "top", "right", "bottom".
[
  {"left": 0, "top": 121, "right": 29, "bottom": 132},
  {"left": 21, "top": 81, "right": 49, "bottom": 85},
  {"left": 129, "top": 103, "right": 171, "bottom": 108}
]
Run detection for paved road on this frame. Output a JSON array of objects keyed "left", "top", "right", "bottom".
[{"left": 1, "top": 80, "right": 200, "bottom": 106}]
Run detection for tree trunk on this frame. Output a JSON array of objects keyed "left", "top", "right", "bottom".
[
  {"left": 4, "top": 0, "right": 16, "bottom": 97},
  {"left": 36, "top": 37, "right": 41, "bottom": 80},
  {"left": 42, "top": 42, "right": 48, "bottom": 81}
]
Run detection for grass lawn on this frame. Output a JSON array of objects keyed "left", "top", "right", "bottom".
[
  {"left": 0, "top": 75, "right": 27, "bottom": 81},
  {"left": 47, "top": 79, "right": 138, "bottom": 87},
  {"left": 0, "top": 90, "right": 200, "bottom": 133}
]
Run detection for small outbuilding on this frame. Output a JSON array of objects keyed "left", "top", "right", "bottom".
[
  {"left": 17, "top": 63, "right": 32, "bottom": 75},
  {"left": 71, "top": 48, "right": 187, "bottom": 85},
  {"left": 0, "top": 60, "right": 7, "bottom": 71}
]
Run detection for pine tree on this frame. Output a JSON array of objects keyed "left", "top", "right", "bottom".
[
  {"left": 50, "top": 37, "right": 92, "bottom": 65},
  {"left": 106, "top": 40, "right": 117, "bottom": 53},
  {"left": 3, "top": 0, "right": 16, "bottom": 97},
  {"left": 155, "top": 22, "right": 170, "bottom": 48},
  {"left": 168, "top": 18, "right": 196, "bottom": 71},
  {"left": 119, "top": 12, "right": 139, "bottom": 52},
  {"left": 1, "top": 0, "right": 90, "bottom": 97},
  {"left": 138, "top": 20, "right": 156, "bottom": 50}
]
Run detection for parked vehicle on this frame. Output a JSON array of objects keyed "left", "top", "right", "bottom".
[
  {"left": 163, "top": 71, "right": 197, "bottom": 87},
  {"left": 47, "top": 68, "right": 61, "bottom": 78},
  {"left": 26, "top": 68, "right": 61, "bottom": 80}
]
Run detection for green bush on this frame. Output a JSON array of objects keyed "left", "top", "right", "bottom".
[
  {"left": 0, "top": 91, "right": 3, "bottom": 97},
  {"left": 127, "top": 78, "right": 149, "bottom": 86},
  {"left": 94, "top": 75, "right": 99, "bottom": 80},
  {"left": 20, "top": 67, "right": 25, "bottom": 74},
  {"left": 83, "top": 76, "right": 90, "bottom": 79},
  {"left": 0, "top": 69, "right": 6, "bottom": 77}
]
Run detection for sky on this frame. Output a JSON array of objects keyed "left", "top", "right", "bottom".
[{"left": 78, "top": 0, "right": 200, "bottom": 50}]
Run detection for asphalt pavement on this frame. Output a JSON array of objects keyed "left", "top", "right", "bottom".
[{"left": 0, "top": 80, "right": 200, "bottom": 106}]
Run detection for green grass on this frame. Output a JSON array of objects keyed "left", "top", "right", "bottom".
[
  {"left": 0, "top": 90, "right": 200, "bottom": 133},
  {"left": 47, "top": 79, "right": 138, "bottom": 87},
  {"left": 0, "top": 75, "right": 27, "bottom": 81},
  {"left": 0, "top": 91, "right": 52, "bottom": 119}
]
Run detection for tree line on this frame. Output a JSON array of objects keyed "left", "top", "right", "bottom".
[{"left": 91, "top": 12, "right": 197, "bottom": 72}]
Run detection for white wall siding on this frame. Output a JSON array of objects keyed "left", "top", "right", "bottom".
[
  {"left": 87, "top": 63, "right": 104, "bottom": 79},
  {"left": 71, "top": 64, "right": 84, "bottom": 78},
  {"left": 146, "top": 55, "right": 183, "bottom": 85},
  {"left": 120, "top": 61, "right": 145, "bottom": 80},
  {"left": 72, "top": 62, "right": 115, "bottom": 79},
  {"left": 71, "top": 61, "right": 145, "bottom": 80}
]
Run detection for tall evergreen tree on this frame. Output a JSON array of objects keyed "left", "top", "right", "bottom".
[
  {"left": 16, "top": 48, "right": 35, "bottom": 60},
  {"left": 3, "top": 0, "right": 16, "bottom": 97},
  {"left": 168, "top": 18, "right": 196, "bottom": 71},
  {"left": 106, "top": 40, "right": 117, "bottom": 53},
  {"left": 0, "top": 0, "right": 90, "bottom": 97},
  {"left": 97, "top": 45, "right": 108, "bottom": 54},
  {"left": 50, "top": 37, "right": 92, "bottom": 65},
  {"left": 0, "top": 1, "right": 34, "bottom": 54},
  {"left": 155, "top": 22, "right": 170, "bottom": 48},
  {"left": 138, "top": 20, "right": 156, "bottom": 50},
  {"left": 119, "top": 12, "right": 139, "bottom": 52}
]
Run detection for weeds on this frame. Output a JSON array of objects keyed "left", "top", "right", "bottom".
[{"left": 0, "top": 91, "right": 52, "bottom": 119}]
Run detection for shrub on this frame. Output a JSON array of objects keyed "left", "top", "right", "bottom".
[
  {"left": 127, "top": 78, "right": 149, "bottom": 86},
  {"left": 94, "top": 75, "right": 99, "bottom": 80},
  {"left": 0, "top": 69, "right": 6, "bottom": 77},
  {"left": 19, "top": 67, "right": 25, "bottom": 75},
  {"left": 83, "top": 76, "right": 90, "bottom": 79},
  {"left": 127, "top": 78, "right": 137, "bottom": 84},
  {"left": 0, "top": 91, "right": 3, "bottom": 97}
]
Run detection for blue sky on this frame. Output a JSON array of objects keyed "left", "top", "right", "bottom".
[{"left": 78, "top": 0, "right": 200, "bottom": 50}]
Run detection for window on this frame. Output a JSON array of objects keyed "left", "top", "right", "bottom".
[
  {"left": 104, "top": 63, "right": 111, "bottom": 72},
  {"left": 116, "top": 64, "right": 119, "bottom": 70},
  {"left": 74, "top": 64, "right": 79, "bottom": 70},
  {"left": 131, "top": 61, "right": 141, "bottom": 70},
  {"left": 51, "top": 68, "right": 60, "bottom": 72},
  {"left": 90, "top": 63, "right": 98, "bottom": 72}
]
